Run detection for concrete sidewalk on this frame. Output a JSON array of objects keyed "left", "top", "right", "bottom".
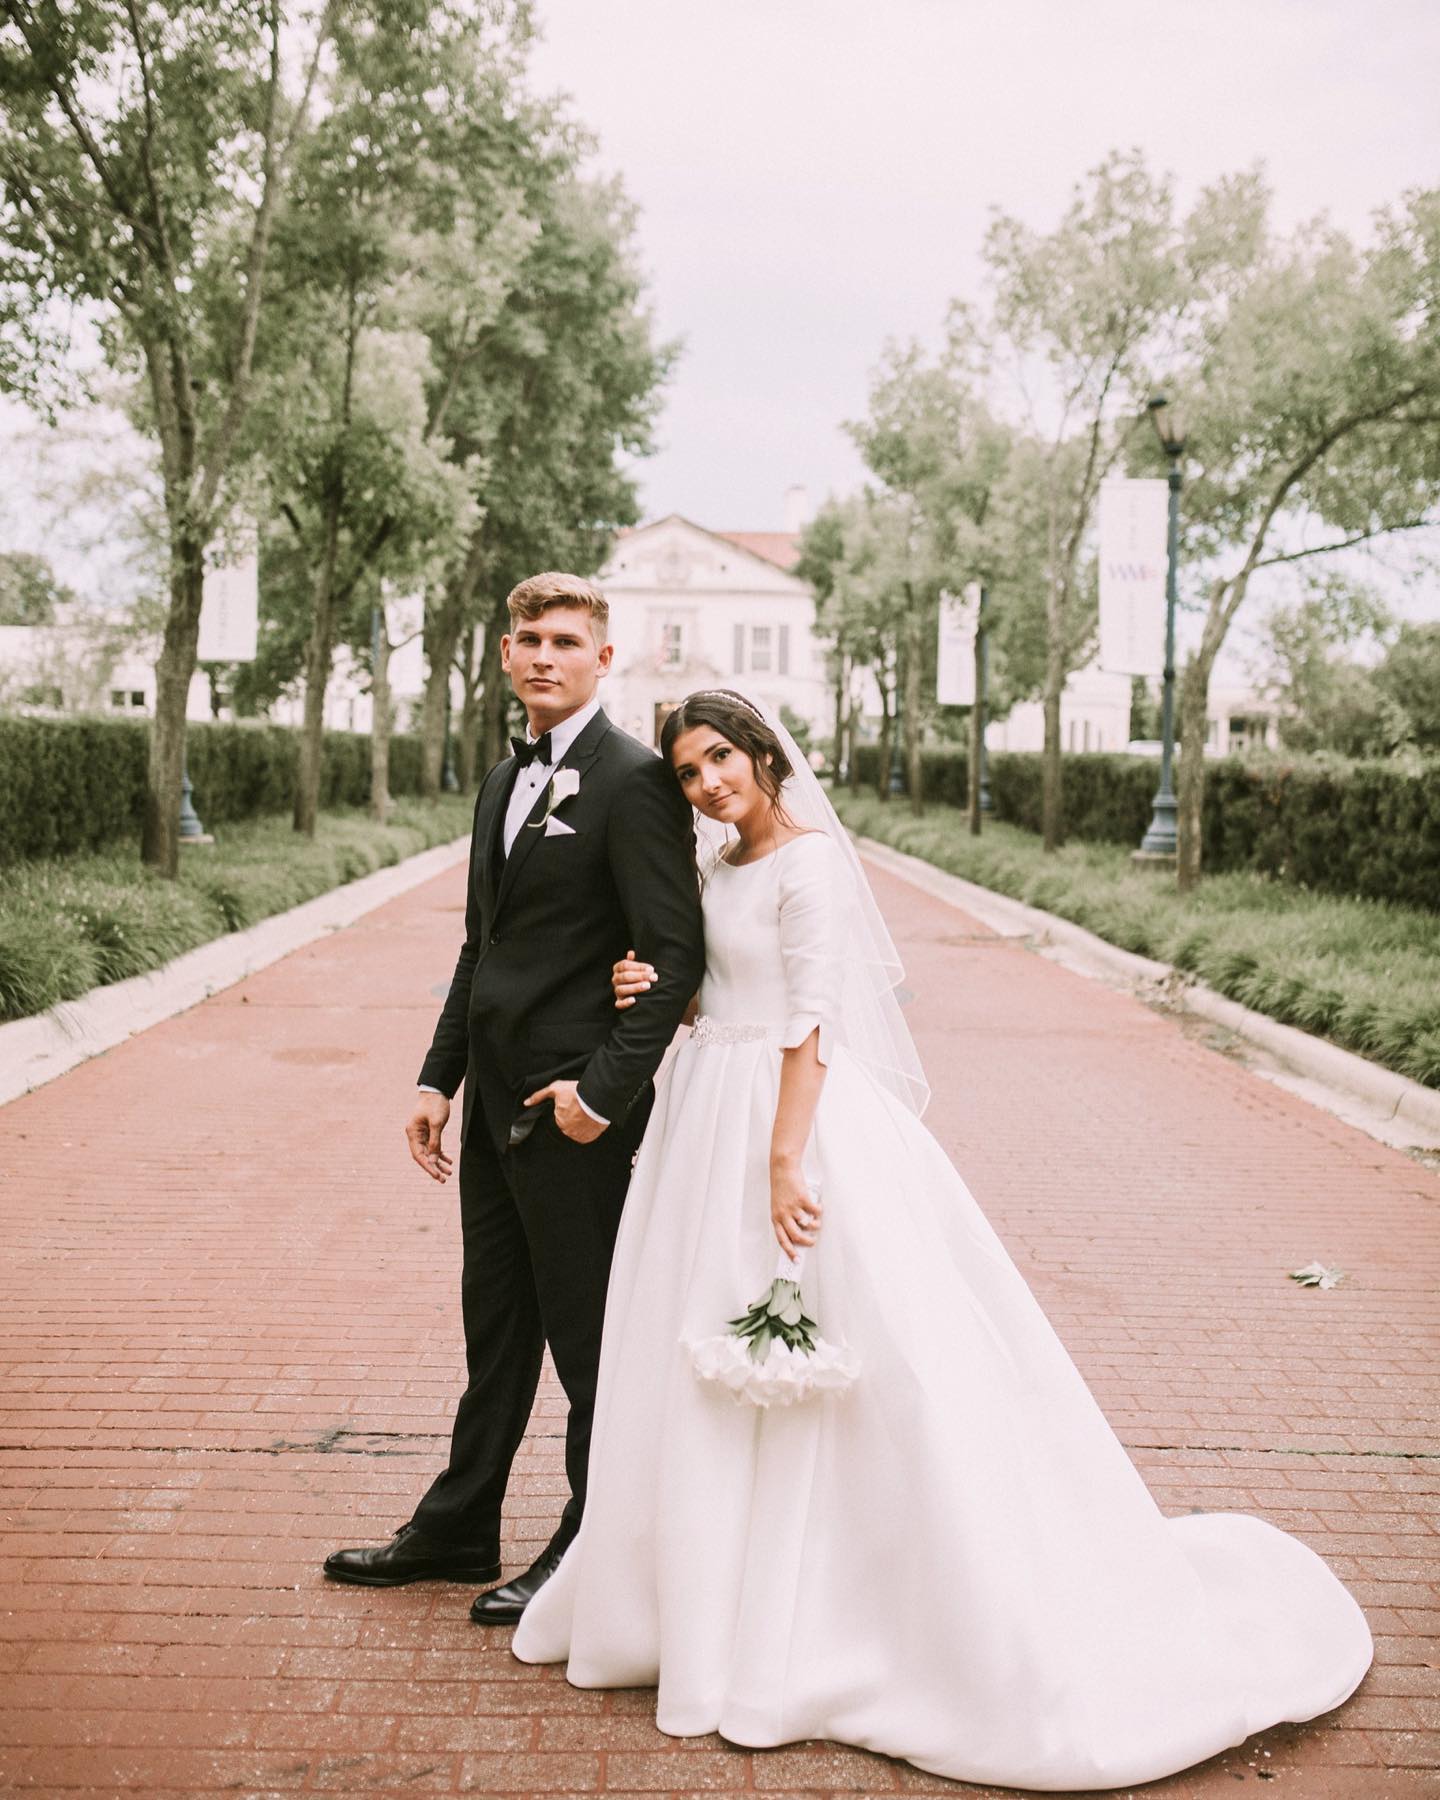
[{"left": 0, "top": 856, "right": 1436, "bottom": 1798}]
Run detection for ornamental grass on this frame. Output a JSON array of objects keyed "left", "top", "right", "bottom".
[
  {"left": 836, "top": 793, "right": 1440, "bottom": 1090},
  {"left": 0, "top": 795, "right": 473, "bottom": 1023}
]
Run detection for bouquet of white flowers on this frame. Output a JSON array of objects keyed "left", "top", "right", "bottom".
[{"left": 686, "top": 1247, "right": 859, "bottom": 1408}]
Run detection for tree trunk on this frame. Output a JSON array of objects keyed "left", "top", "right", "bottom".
[
  {"left": 1177, "top": 652, "right": 1213, "bottom": 891},
  {"left": 293, "top": 510, "right": 342, "bottom": 837},
  {"left": 968, "top": 593, "right": 987, "bottom": 836},
  {"left": 830, "top": 647, "right": 848, "bottom": 779},
  {"left": 422, "top": 528, "right": 490, "bottom": 794},
  {"left": 478, "top": 596, "right": 509, "bottom": 774},
  {"left": 1177, "top": 575, "right": 1243, "bottom": 890},
  {"left": 457, "top": 625, "right": 481, "bottom": 792},
  {"left": 968, "top": 706, "right": 983, "bottom": 838},
  {"left": 293, "top": 615, "right": 332, "bottom": 836},
  {"left": 141, "top": 529, "right": 206, "bottom": 878},
  {"left": 876, "top": 661, "right": 895, "bottom": 801},
  {"left": 1041, "top": 581, "right": 1065, "bottom": 851},
  {"left": 370, "top": 618, "right": 392, "bottom": 825},
  {"left": 419, "top": 597, "right": 462, "bottom": 797},
  {"left": 902, "top": 592, "right": 923, "bottom": 818},
  {"left": 846, "top": 693, "right": 862, "bottom": 794}
]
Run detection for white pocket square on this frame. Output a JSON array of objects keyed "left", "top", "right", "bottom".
[{"left": 544, "top": 815, "right": 577, "bottom": 837}]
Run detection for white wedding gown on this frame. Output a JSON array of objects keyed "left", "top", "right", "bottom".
[{"left": 513, "top": 833, "right": 1372, "bottom": 1792}]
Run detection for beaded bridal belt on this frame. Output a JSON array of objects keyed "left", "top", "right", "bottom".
[{"left": 689, "top": 1015, "right": 783, "bottom": 1047}]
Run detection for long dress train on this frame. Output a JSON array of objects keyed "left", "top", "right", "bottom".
[{"left": 513, "top": 833, "right": 1372, "bottom": 1793}]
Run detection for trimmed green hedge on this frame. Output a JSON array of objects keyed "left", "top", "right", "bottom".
[
  {"left": 0, "top": 716, "right": 151, "bottom": 865},
  {"left": 853, "top": 745, "right": 1440, "bottom": 911},
  {"left": 0, "top": 715, "right": 426, "bottom": 866}
]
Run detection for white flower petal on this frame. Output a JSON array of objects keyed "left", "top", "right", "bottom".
[{"left": 685, "top": 1334, "right": 860, "bottom": 1407}]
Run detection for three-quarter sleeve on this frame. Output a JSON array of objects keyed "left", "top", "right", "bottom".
[{"left": 777, "top": 834, "right": 845, "bottom": 1066}]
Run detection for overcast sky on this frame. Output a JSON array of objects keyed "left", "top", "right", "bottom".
[
  {"left": 4, "top": 0, "right": 1436, "bottom": 644},
  {"left": 527, "top": 0, "right": 1440, "bottom": 532}
]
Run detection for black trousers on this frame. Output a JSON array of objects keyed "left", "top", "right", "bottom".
[{"left": 410, "top": 1090, "right": 652, "bottom": 1551}]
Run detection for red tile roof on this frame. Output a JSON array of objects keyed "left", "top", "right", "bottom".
[
  {"left": 714, "top": 531, "right": 802, "bottom": 571},
  {"left": 612, "top": 518, "right": 805, "bottom": 575}
]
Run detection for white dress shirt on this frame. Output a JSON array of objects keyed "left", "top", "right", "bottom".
[
  {"left": 503, "top": 694, "right": 601, "bottom": 854},
  {"left": 420, "top": 695, "right": 609, "bottom": 1126}
]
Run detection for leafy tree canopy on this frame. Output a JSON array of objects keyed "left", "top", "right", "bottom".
[{"left": 0, "top": 548, "right": 72, "bottom": 624}]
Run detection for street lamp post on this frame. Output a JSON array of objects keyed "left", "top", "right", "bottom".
[
  {"left": 1134, "top": 395, "right": 1185, "bottom": 864},
  {"left": 177, "top": 757, "right": 211, "bottom": 845}
]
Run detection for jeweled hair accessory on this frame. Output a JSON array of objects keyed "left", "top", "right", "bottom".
[{"left": 690, "top": 688, "right": 768, "bottom": 721}]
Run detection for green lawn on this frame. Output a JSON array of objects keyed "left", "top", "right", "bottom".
[
  {"left": 0, "top": 794, "right": 474, "bottom": 1023},
  {"left": 834, "top": 791, "right": 1440, "bottom": 1089}
]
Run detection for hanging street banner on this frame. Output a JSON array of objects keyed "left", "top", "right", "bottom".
[
  {"left": 936, "top": 582, "right": 981, "bottom": 706},
  {"left": 197, "top": 534, "right": 259, "bottom": 664},
  {"left": 1098, "top": 479, "right": 1167, "bottom": 678}
]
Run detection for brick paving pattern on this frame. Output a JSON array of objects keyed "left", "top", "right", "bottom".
[{"left": 1, "top": 855, "right": 1436, "bottom": 1799}]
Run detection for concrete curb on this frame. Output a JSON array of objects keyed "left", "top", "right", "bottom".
[
  {"left": 856, "top": 834, "right": 1440, "bottom": 1154},
  {"left": 0, "top": 834, "right": 471, "bottom": 1109}
]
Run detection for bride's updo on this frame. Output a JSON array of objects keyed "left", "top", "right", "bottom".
[{"left": 659, "top": 690, "right": 795, "bottom": 804}]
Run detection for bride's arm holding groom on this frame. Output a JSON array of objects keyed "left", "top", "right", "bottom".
[{"left": 530, "top": 752, "right": 705, "bottom": 1136}]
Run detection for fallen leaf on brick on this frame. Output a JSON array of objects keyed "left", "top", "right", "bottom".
[{"left": 1289, "top": 1261, "right": 1345, "bottom": 1289}]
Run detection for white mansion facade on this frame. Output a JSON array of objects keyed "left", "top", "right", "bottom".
[
  {"left": 2, "top": 490, "right": 1280, "bottom": 760},
  {"left": 593, "top": 512, "right": 828, "bottom": 748}
]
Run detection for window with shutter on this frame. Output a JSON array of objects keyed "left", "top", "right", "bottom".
[
  {"left": 778, "top": 624, "right": 790, "bottom": 675},
  {"left": 751, "top": 626, "right": 772, "bottom": 672},
  {"left": 733, "top": 622, "right": 745, "bottom": 672}
]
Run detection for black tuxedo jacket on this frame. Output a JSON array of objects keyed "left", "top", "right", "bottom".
[{"left": 418, "top": 708, "right": 705, "bottom": 1155}]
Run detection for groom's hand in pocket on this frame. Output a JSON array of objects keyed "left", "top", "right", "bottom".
[
  {"left": 406, "top": 1091, "right": 453, "bottom": 1182},
  {"left": 525, "top": 1079, "right": 607, "bottom": 1144}
]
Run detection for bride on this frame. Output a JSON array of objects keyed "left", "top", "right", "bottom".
[{"left": 510, "top": 687, "right": 1372, "bottom": 1792}]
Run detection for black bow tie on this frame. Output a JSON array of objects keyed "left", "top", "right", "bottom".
[{"left": 510, "top": 731, "right": 553, "bottom": 767}]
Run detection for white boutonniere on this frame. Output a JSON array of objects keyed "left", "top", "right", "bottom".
[{"left": 531, "top": 766, "right": 580, "bottom": 829}]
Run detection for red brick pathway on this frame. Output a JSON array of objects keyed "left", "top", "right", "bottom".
[{"left": 1, "top": 859, "right": 1436, "bottom": 1799}]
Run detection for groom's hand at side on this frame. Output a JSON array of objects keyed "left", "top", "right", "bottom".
[
  {"left": 524, "top": 1079, "right": 607, "bottom": 1144},
  {"left": 406, "top": 1090, "right": 454, "bottom": 1182}
]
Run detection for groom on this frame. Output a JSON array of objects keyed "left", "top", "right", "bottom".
[{"left": 325, "top": 572, "right": 704, "bottom": 1622}]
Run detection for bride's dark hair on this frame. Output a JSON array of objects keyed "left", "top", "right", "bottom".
[{"left": 659, "top": 689, "right": 795, "bottom": 806}]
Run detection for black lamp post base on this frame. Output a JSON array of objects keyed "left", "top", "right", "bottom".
[
  {"left": 1130, "top": 847, "right": 1177, "bottom": 871},
  {"left": 178, "top": 764, "right": 213, "bottom": 847}
]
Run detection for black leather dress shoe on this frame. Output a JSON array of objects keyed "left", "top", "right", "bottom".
[
  {"left": 323, "top": 1522, "right": 501, "bottom": 1587},
  {"left": 469, "top": 1527, "right": 575, "bottom": 1624}
]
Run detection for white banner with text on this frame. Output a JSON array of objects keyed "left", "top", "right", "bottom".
[
  {"left": 1098, "top": 479, "right": 1167, "bottom": 678},
  {"left": 936, "top": 582, "right": 981, "bottom": 706}
]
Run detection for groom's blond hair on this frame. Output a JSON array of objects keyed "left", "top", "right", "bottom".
[{"left": 506, "top": 572, "right": 609, "bottom": 645}]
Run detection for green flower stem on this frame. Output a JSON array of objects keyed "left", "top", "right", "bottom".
[{"left": 728, "top": 1278, "right": 820, "bottom": 1363}]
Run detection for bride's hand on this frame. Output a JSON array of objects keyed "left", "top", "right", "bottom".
[
  {"left": 612, "top": 947, "right": 656, "bottom": 1010},
  {"left": 771, "top": 1158, "right": 821, "bottom": 1260}
]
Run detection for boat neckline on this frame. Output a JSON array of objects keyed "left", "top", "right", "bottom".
[{"left": 714, "top": 830, "right": 825, "bottom": 871}]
